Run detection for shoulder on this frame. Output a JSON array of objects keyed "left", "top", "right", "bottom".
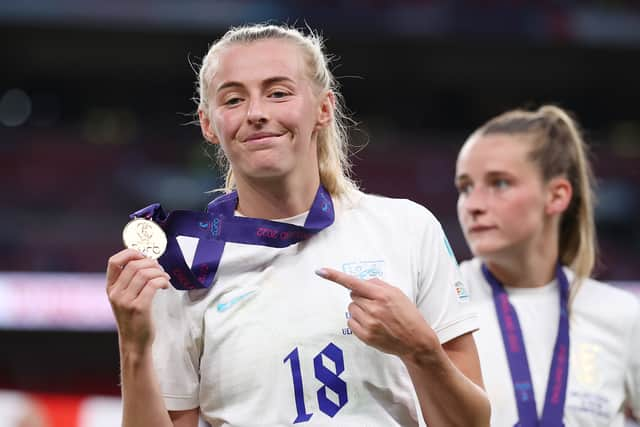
[
  {"left": 459, "top": 258, "right": 482, "bottom": 278},
  {"left": 571, "top": 271, "right": 640, "bottom": 324},
  {"left": 342, "top": 190, "right": 440, "bottom": 226},
  {"left": 458, "top": 258, "right": 491, "bottom": 296}
]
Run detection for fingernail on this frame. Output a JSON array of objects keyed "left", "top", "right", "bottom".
[{"left": 315, "top": 268, "right": 328, "bottom": 278}]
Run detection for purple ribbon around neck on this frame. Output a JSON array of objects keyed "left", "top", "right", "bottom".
[
  {"left": 482, "top": 264, "right": 570, "bottom": 427},
  {"left": 130, "top": 186, "right": 334, "bottom": 290}
]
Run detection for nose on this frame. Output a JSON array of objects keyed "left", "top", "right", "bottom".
[
  {"left": 246, "top": 96, "right": 268, "bottom": 125},
  {"left": 460, "top": 186, "right": 487, "bottom": 220}
]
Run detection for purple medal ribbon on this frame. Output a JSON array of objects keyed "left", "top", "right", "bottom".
[
  {"left": 130, "top": 186, "right": 334, "bottom": 290},
  {"left": 482, "top": 263, "right": 570, "bottom": 427}
]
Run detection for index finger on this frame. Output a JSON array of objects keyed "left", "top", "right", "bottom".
[
  {"left": 315, "top": 267, "right": 380, "bottom": 298},
  {"left": 106, "top": 248, "right": 147, "bottom": 288}
]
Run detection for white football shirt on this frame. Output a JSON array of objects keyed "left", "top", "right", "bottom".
[
  {"left": 461, "top": 257, "right": 640, "bottom": 427},
  {"left": 151, "top": 191, "right": 477, "bottom": 426}
]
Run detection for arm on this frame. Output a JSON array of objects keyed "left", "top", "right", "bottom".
[
  {"left": 403, "top": 332, "right": 489, "bottom": 427},
  {"left": 316, "top": 268, "right": 490, "bottom": 427},
  {"left": 170, "top": 409, "right": 201, "bottom": 427},
  {"left": 107, "top": 249, "right": 199, "bottom": 427}
]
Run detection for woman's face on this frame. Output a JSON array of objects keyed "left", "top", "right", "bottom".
[
  {"left": 455, "top": 133, "right": 550, "bottom": 260},
  {"left": 199, "top": 39, "right": 331, "bottom": 186}
]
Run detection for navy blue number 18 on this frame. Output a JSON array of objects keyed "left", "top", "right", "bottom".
[{"left": 283, "top": 342, "right": 348, "bottom": 423}]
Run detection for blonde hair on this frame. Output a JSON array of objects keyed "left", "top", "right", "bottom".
[
  {"left": 196, "top": 23, "right": 358, "bottom": 197},
  {"left": 475, "top": 105, "right": 597, "bottom": 287}
]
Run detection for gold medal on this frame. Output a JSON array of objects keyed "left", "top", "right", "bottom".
[{"left": 122, "top": 218, "right": 167, "bottom": 259}]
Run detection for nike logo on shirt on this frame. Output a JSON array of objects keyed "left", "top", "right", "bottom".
[{"left": 216, "top": 291, "right": 257, "bottom": 312}]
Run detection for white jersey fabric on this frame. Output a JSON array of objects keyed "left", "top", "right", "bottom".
[
  {"left": 460, "top": 257, "right": 640, "bottom": 427},
  {"left": 151, "top": 190, "right": 477, "bottom": 426}
]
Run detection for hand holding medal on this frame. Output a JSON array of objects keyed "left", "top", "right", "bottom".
[{"left": 107, "top": 219, "right": 171, "bottom": 357}]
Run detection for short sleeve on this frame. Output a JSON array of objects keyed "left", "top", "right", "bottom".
[
  {"left": 151, "top": 287, "right": 204, "bottom": 410},
  {"left": 625, "top": 295, "right": 640, "bottom": 418},
  {"left": 414, "top": 210, "right": 478, "bottom": 344}
]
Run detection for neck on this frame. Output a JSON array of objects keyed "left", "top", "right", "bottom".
[
  {"left": 234, "top": 174, "right": 321, "bottom": 219},
  {"left": 483, "top": 224, "right": 560, "bottom": 288},
  {"left": 485, "top": 258, "right": 557, "bottom": 289}
]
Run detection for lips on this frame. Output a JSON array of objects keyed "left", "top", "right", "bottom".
[
  {"left": 468, "top": 224, "right": 496, "bottom": 234},
  {"left": 242, "top": 132, "right": 284, "bottom": 143}
]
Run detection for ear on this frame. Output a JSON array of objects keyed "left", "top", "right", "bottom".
[
  {"left": 198, "top": 109, "right": 219, "bottom": 145},
  {"left": 314, "top": 90, "right": 334, "bottom": 131},
  {"left": 545, "top": 176, "right": 573, "bottom": 215}
]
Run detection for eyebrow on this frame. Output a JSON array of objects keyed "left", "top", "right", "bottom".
[
  {"left": 485, "top": 170, "right": 512, "bottom": 178},
  {"left": 455, "top": 174, "right": 470, "bottom": 183},
  {"left": 216, "top": 76, "right": 296, "bottom": 93},
  {"left": 455, "top": 170, "right": 512, "bottom": 182}
]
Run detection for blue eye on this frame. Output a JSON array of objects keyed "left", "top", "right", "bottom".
[
  {"left": 456, "top": 183, "right": 472, "bottom": 195},
  {"left": 225, "top": 97, "right": 242, "bottom": 106},
  {"left": 269, "top": 90, "right": 289, "bottom": 99},
  {"left": 493, "top": 179, "right": 510, "bottom": 189}
]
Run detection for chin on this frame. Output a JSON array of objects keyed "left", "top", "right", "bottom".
[
  {"left": 244, "top": 159, "right": 287, "bottom": 175},
  {"left": 247, "top": 166, "right": 292, "bottom": 182},
  {"left": 468, "top": 240, "right": 507, "bottom": 259}
]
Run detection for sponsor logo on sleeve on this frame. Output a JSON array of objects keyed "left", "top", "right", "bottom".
[{"left": 454, "top": 281, "right": 470, "bottom": 302}]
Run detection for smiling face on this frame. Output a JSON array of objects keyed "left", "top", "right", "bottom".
[
  {"left": 455, "top": 133, "right": 552, "bottom": 261},
  {"left": 198, "top": 38, "right": 331, "bottom": 189}
]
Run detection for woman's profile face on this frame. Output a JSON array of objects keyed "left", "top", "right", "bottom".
[
  {"left": 199, "top": 38, "right": 330, "bottom": 186},
  {"left": 455, "top": 133, "right": 549, "bottom": 260}
]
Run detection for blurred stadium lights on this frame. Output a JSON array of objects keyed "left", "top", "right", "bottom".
[
  {"left": 0, "top": 273, "right": 114, "bottom": 331},
  {"left": 82, "top": 107, "right": 138, "bottom": 145},
  {"left": 0, "top": 390, "right": 211, "bottom": 427},
  {"left": 573, "top": 6, "right": 640, "bottom": 45},
  {"left": 0, "top": 1, "right": 639, "bottom": 44},
  {"left": 0, "top": 89, "right": 32, "bottom": 127},
  {"left": 0, "top": 391, "right": 121, "bottom": 427},
  {"left": 0, "top": 0, "right": 284, "bottom": 31},
  {"left": 0, "top": 89, "right": 64, "bottom": 129}
]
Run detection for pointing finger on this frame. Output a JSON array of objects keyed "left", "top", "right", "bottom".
[{"left": 315, "top": 267, "right": 380, "bottom": 298}]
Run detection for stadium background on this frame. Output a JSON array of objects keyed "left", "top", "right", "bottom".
[{"left": 1, "top": 1, "right": 639, "bottom": 425}]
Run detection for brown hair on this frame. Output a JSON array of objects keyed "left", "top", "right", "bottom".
[{"left": 474, "top": 105, "right": 597, "bottom": 286}]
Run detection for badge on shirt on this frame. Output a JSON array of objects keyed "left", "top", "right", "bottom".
[{"left": 342, "top": 260, "right": 384, "bottom": 280}]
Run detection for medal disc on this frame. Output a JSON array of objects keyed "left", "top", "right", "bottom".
[{"left": 122, "top": 218, "right": 167, "bottom": 259}]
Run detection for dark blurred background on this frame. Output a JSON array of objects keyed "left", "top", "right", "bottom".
[{"left": 1, "top": 1, "right": 639, "bottom": 424}]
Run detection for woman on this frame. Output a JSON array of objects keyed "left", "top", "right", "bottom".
[
  {"left": 455, "top": 105, "right": 640, "bottom": 426},
  {"left": 106, "top": 24, "right": 490, "bottom": 427}
]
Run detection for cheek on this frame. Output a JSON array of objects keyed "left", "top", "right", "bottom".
[
  {"left": 280, "top": 110, "right": 306, "bottom": 133},
  {"left": 500, "top": 194, "right": 544, "bottom": 231},
  {"left": 280, "top": 100, "right": 316, "bottom": 134},
  {"left": 214, "top": 110, "right": 242, "bottom": 139}
]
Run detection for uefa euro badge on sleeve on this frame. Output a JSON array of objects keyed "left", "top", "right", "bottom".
[{"left": 122, "top": 218, "right": 167, "bottom": 259}]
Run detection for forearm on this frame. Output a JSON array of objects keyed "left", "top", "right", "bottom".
[
  {"left": 402, "top": 346, "right": 490, "bottom": 427},
  {"left": 120, "top": 342, "right": 173, "bottom": 427}
]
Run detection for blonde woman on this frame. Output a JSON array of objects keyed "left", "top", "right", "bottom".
[
  {"left": 106, "top": 24, "right": 489, "bottom": 427},
  {"left": 456, "top": 105, "right": 640, "bottom": 426}
]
